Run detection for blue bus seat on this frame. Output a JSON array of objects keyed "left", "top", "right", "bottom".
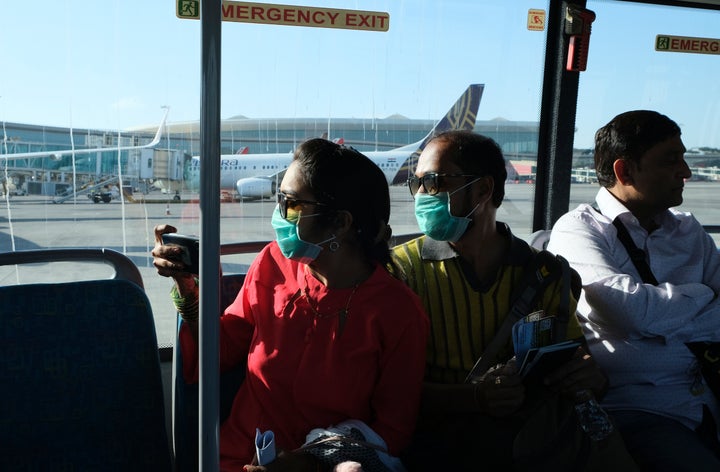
[
  {"left": 172, "top": 272, "right": 247, "bottom": 472},
  {"left": 0, "top": 249, "right": 170, "bottom": 471}
]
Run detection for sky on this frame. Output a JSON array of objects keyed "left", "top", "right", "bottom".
[{"left": 1, "top": 0, "right": 719, "bottom": 149}]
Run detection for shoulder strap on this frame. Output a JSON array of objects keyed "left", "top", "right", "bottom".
[
  {"left": 592, "top": 205, "right": 659, "bottom": 286},
  {"left": 554, "top": 254, "right": 571, "bottom": 341},
  {"left": 612, "top": 218, "right": 659, "bottom": 285},
  {"left": 465, "top": 242, "right": 570, "bottom": 383}
]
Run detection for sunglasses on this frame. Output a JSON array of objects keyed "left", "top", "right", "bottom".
[
  {"left": 276, "top": 191, "right": 330, "bottom": 221},
  {"left": 407, "top": 173, "right": 481, "bottom": 196}
]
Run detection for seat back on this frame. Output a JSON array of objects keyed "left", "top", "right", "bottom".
[
  {"left": 172, "top": 273, "right": 247, "bottom": 472},
  {"left": 0, "top": 248, "right": 145, "bottom": 288},
  {"left": 527, "top": 229, "right": 552, "bottom": 250},
  {"left": 0, "top": 276, "right": 171, "bottom": 471}
]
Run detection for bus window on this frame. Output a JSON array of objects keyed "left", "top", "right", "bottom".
[
  {"left": 1, "top": 1, "right": 552, "bottom": 346},
  {"left": 575, "top": 1, "right": 720, "bottom": 242},
  {"left": 5, "top": 0, "right": 718, "bottom": 346}
]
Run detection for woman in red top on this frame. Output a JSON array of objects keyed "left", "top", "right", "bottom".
[{"left": 153, "top": 139, "right": 429, "bottom": 471}]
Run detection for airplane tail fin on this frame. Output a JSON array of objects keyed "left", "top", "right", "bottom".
[
  {"left": 146, "top": 107, "right": 170, "bottom": 148},
  {"left": 391, "top": 84, "right": 483, "bottom": 184}
]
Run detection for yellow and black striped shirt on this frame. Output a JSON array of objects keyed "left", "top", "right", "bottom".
[{"left": 391, "top": 223, "right": 582, "bottom": 384}]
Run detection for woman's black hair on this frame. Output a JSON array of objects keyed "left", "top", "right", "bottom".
[{"left": 293, "top": 138, "right": 393, "bottom": 267}]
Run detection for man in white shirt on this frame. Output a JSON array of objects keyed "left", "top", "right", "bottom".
[{"left": 547, "top": 110, "right": 720, "bottom": 471}]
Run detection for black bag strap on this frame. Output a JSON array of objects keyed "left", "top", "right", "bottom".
[
  {"left": 591, "top": 205, "right": 658, "bottom": 285},
  {"left": 612, "top": 218, "right": 659, "bottom": 285},
  {"left": 465, "top": 242, "right": 570, "bottom": 383}
]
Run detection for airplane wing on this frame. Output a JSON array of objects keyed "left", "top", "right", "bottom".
[{"left": 0, "top": 107, "right": 169, "bottom": 161}]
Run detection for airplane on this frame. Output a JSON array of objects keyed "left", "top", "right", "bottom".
[
  {"left": 187, "top": 84, "right": 484, "bottom": 199},
  {"left": 0, "top": 107, "right": 169, "bottom": 161}
]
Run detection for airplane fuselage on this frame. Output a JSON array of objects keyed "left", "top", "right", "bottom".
[{"left": 188, "top": 149, "right": 409, "bottom": 190}]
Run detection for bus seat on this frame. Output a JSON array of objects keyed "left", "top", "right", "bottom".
[
  {"left": 0, "top": 250, "right": 171, "bottom": 471},
  {"left": 172, "top": 272, "right": 248, "bottom": 472},
  {"left": 0, "top": 248, "right": 145, "bottom": 288},
  {"left": 528, "top": 229, "right": 552, "bottom": 250}
]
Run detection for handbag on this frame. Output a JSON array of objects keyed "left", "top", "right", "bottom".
[
  {"left": 611, "top": 216, "right": 720, "bottom": 400},
  {"left": 299, "top": 420, "right": 404, "bottom": 472}
]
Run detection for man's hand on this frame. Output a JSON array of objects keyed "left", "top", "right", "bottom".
[
  {"left": 476, "top": 361, "right": 526, "bottom": 417},
  {"left": 542, "top": 346, "right": 608, "bottom": 398}
]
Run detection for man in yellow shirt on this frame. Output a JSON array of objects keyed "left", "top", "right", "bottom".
[{"left": 392, "top": 130, "right": 608, "bottom": 469}]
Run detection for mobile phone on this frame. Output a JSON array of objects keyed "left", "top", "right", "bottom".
[{"left": 161, "top": 233, "right": 200, "bottom": 275}]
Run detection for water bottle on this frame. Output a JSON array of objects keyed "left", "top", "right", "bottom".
[{"left": 573, "top": 389, "right": 614, "bottom": 441}]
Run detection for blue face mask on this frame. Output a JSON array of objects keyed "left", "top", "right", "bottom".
[
  {"left": 414, "top": 178, "right": 481, "bottom": 242},
  {"left": 271, "top": 206, "right": 335, "bottom": 264}
]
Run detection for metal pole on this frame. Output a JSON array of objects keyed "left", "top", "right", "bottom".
[
  {"left": 533, "top": 0, "right": 584, "bottom": 232},
  {"left": 199, "top": 0, "right": 222, "bottom": 470}
]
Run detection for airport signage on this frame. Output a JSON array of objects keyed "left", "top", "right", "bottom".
[
  {"left": 177, "top": 1, "right": 390, "bottom": 32},
  {"left": 655, "top": 34, "right": 720, "bottom": 55}
]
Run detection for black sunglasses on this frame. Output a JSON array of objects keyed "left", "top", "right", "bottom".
[
  {"left": 276, "top": 191, "right": 330, "bottom": 221},
  {"left": 407, "top": 173, "right": 481, "bottom": 196}
]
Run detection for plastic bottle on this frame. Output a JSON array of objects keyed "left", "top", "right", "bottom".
[{"left": 574, "top": 389, "right": 614, "bottom": 441}]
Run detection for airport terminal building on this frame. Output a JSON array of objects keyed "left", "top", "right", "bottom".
[
  {"left": 153, "top": 115, "right": 541, "bottom": 157},
  {"left": 1, "top": 116, "right": 540, "bottom": 195}
]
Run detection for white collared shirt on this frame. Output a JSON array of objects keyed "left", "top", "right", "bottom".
[{"left": 547, "top": 187, "right": 720, "bottom": 432}]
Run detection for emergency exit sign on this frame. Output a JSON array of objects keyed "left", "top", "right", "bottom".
[
  {"left": 656, "top": 34, "right": 720, "bottom": 55},
  {"left": 177, "top": 1, "right": 390, "bottom": 32}
]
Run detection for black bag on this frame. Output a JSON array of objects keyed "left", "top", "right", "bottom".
[
  {"left": 685, "top": 341, "right": 720, "bottom": 398},
  {"left": 299, "top": 422, "right": 397, "bottom": 472},
  {"left": 513, "top": 393, "right": 638, "bottom": 472},
  {"left": 302, "top": 431, "right": 390, "bottom": 472}
]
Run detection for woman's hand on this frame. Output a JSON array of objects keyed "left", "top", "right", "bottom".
[
  {"left": 243, "top": 450, "right": 325, "bottom": 472},
  {"left": 151, "top": 224, "right": 196, "bottom": 290}
]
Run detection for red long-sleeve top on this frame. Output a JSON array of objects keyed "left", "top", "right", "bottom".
[{"left": 180, "top": 241, "right": 429, "bottom": 470}]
